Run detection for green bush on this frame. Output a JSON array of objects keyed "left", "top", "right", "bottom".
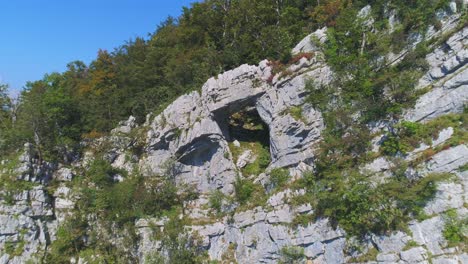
[
  {"left": 380, "top": 134, "right": 403, "bottom": 155},
  {"left": 208, "top": 190, "right": 225, "bottom": 213},
  {"left": 279, "top": 246, "right": 305, "bottom": 264},
  {"left": 233, "top": 176, "right": 267, "bottom": 209},
  {"left": 148, "top": 213, "right": 208, "bottom": 264},
  {"left": 234, "top": 177, "right": 256, "bottom": 205},
  {"left": 443, "top": 209, "right": 468, "bottom": 246},
  {"left": 269, "top": 168, "right": 290, "bottom": 191},
  {"left": 87, "top": 158, "right": 122, "bottom": 187},
  {"left": 288, "top": 106, "right": 305, "bottom": 123},
  {"left": 382, "top": 113, "right": 468, "bottom": 156},
  {"left": 297, "top": 170, "right": 450, "bottom": 238},
  {"left": 242, "top": 144, "right": 271, "bottom": 176}
]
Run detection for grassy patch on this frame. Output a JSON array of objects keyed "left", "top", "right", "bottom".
[
  {"left": 233, "top": 176, "right": 267, "bottom": 209},
  {"left": 294, "top": 170, "right": 452, "bottom": 238},
  {"left": 349, "top": 247, "right": 379, "bottom": 263},
  {"left": 279, "top": 246, "right": 305, "bottom": 264},
  {"left": 208, "top": 190, "right": 225, "bottom": 215},
  {"left": 269, "top": 168, "right": 290, "bottom": 191},
  {"left": 288, "top": 105, "right": 306, "bottom": 123},
  {"left": 403, "top": 240, "right": 419, "bottom": 251},
  {"left": 229, "top": 141, "right": 270, "bottom": 176},
  {"left": 443, "top": 209, "right": 468, "bottom": 248},
  {"left": 381, "top": 112, "right": 468, "bottom": 156}
]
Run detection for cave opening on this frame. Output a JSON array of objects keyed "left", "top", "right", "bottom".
[
  {"left": 215, "top": 105, "right": 271, "bottom": 173},
  {"left": 226, "top": 106, "right": 270, "bottom": 148}
]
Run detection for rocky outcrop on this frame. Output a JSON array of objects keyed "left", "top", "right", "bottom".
[
  {"left": 0, "top": 146, "right": 58, "bottom": 263},
  {"left": 1, "top": 4, "right": 467, "bottom": 264},
  {"left": 405, "top": 26, "right": 468, "bottom": 122},
  {"left": 138, "top": 49, "right": 330, "bottom": 195}
]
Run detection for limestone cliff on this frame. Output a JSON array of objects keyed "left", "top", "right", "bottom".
[{"left": 1, "top": 4, "right": 467, "bottom": 264}]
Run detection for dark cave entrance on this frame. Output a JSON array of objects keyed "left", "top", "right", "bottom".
[
  {"left": 225, "top": 106, "right": 270, "bottom": 148},
  {"left": 214, "top": 104, "right": 271, "bottom": 172}
]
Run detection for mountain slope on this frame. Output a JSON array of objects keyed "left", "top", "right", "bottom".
[{"left": 0, "top": 2, "right": 467, "bottom": 264}]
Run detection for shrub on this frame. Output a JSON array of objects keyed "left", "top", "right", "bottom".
[
  {"left": 152, "top": 214, "right": 209, "bottom": 264},
  {"left": 233, "top": 177, "right": 256, "bottom": 205},
  {"left": 279, "top": 246, "right": 305, "bottom": 264},
  {"left": 269, "top": 168, "right": 290, "bottom": 191},
  {"left": 233, "top": 176, "right": 266, "bottom": 208},
  {"left": 208, "top": 190, "right": 224, "bottom": 213},
  {"left": 87, "top": 158, "right": 122, "bottom": 187},
  {"left": 443, "top": 209, "right": 468, "bottom": 247},
  {"left": 242, "top": 144, "right": 271, "bottom": 176},
  {"left": 299, "top": 169, "right": 450, "bottom": 238},
  {"left": 380, "top": 134, "right": 402, "bottom": 155},
  {"left": 288, "top": 106, "right": 305, "bottom": 123}
]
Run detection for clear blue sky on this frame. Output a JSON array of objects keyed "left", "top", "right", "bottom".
[{"left": 0, "top": 0, "right": 196, "bottom": 95}]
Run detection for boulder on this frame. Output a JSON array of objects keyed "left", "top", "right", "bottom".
[{"left": 291, "top": 27, "right": 327, "bottom": 55}]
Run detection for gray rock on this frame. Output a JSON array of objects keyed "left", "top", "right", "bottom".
[
  {"left": 409, "top": 216, "right": 446, "bottom": 255},
  {"left": 266, "top": 205, "right": 293, "bottom": 224},
  {"left": 372, "top": 231, "right": 411, "bottom": 253},
  {"left": 292, "top": 27, "right": 327, "bottom": 55},
  {"left": 0, "top": 255, "right": 9, "bottom": 264},
  {"left": 0, "top": 215, "right": 20, "bottom": 235},
  {"left": 405, "top": 83, "right": 467, "bottom": 123},
  {"left": 323, "top": 237, "right": 346, "bottom": 264},
  {"left": 304, "top": 241, "right": 325, "bottom": 259},
  {"left": 406, "top": 27, "right": 467, "bottom": 122},
  {"left": 111, "top": 115, "right": 137, "bottom": 134},
  {"left": 234, "top": 207, "right": 266, "bottom": 228},
  {"left": 54, "top": 167, "right": 74, "bottom": 182},
  {"left": 362, "top": 157, "right": 392, "bottom": 175},
  {"left": 357, "top": 5, "right": 374, "bottom": 28},
  {"left": 377, "top": 253, "right": 400, "bottom": 263},
  {"left": 432, "top": 256, "right": 459, "bottom": 264},
  {"left": 432, "top": 127, "right": 454, "bottom": 146},
  {"left": 236, "top": 150, "right": 253, "bottom": 168},
  {"left": 459, "top": 254, "right": 468, "bottom": 264},
  {"left": 400, "top": 247, "right": 428, "bottom": 263},
  {"left": 423, "top": 145, "right": 468, "bottom": 174},
  {"left": 257, "top": 66, "right": 329, "bottom": 168},
  {"left": 424, "top": 182, "right": 464, "bottom": 215},
  {"left": 202, "top": 64, "right": 268, "bottom": 113}
]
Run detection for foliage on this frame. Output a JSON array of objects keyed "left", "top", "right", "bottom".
[
  {"left": 442, "top": 209, "right": 468, "bottom": 247},
  {"left": 0, "top": 0, "right": 326, "bottom": 160},
  {"left": 208, "top": 189, "right": 225, "bottom": 214},
  {"left": 243, "top": 145, "right": 271, "bottom": 176},
  {"left": 348, "top": 247, "right": 379, "bottom": 263},
  {"left": 279, "top": 246, "right": 305, "bottom": 264},
  {"left": 381, "top": 113, "right": 468, "bottom": 156},
  {"left": 233, "top": 176, "right": 266, "bottom": 208},
  {"left": 0, "top": 153, "right": 39, "bottom": 204},
  {"left": 233, "top": 176, "right": 256, "bottom": 205},
  {"left": 288, "top": 105, "right": 305, "bottom": 123},
  {"left": 229, "top": 140, "right": 271, "bottom": 177},
  {"left": 45, "top": 156, "right": 199, "bottom": 262},
  {"left": 402, "top": 240, "right": 419, "bottom": 251},
  {"left": 45, "top": 215, "right": 89, "bottom": 263},
  {"left": 269, "top": 168, "right": 290, "bottom": 191},
  {"left": 147, "top": 212, "right": 209, "bottom": 264},
  {"left": 295, "top": 167, "right": 451, "bottom": 237},
  {"left": 298, "top": 0, "right": 460, "bottom": 239}
]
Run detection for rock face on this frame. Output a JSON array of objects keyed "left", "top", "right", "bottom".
[
  {"left": 405, "top": 26, "right": 468, "bottom": 122},
  {"left": 0, "top": 145, "right": 58, "bottom": 263},
  {"left": 1, "top": 5, "right": 467, "bottom": 264},
  {"left": 139, "top": 52, "right": 330, "bottom": 195}
]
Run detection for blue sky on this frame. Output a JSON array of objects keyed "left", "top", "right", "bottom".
[{"left": 0, "top": 0, "right": 196, "bottom": 95}]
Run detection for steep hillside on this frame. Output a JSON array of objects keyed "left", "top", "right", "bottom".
[{"left": 1, "top": 1, "right": 467, "bottom": 264}]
